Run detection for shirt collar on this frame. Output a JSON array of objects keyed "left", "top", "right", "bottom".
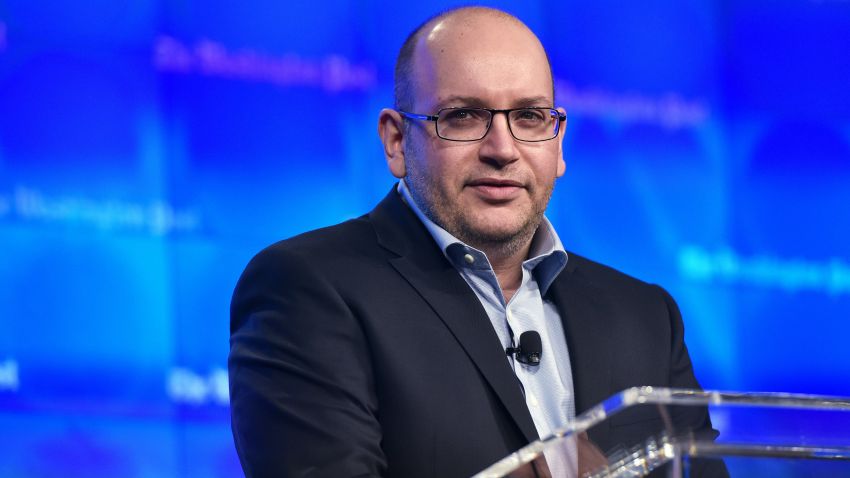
[{"left": 397, "top": 179, "right": 568, "bottom": 295}]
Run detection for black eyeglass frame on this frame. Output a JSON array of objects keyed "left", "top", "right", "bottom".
[{"left": 398, "top": 107, "right": 567, "bottom": 142}]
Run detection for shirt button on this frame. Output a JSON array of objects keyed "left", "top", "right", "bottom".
[
  {"left": 463, "top": 253, "right": 475, "bottom": 264},
  {"left": 528, "top": 394, "right": 540, "bottom": 409},
  {"left": 506, "top": 308, "right": 514, "bottom": 321}
]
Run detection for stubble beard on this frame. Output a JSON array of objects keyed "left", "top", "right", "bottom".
[{"left": 403, "top": 144, "right": 554, "bottom": 261}]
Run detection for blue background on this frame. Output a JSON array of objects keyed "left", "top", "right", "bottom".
[{"left": 1, "top": 1, "right": 848, "bottom": 476}]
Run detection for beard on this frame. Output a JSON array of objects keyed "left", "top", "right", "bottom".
[{"left": 403, "top": 141, "right": 554, "bottom": 259}]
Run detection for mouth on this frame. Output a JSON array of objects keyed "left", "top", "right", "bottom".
[{"left": 466, "top": 178, "right": 525, "bottom": 201}]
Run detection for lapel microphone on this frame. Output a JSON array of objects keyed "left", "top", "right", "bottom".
[{"left": 505, "top": 330, "right": 542, "bottom": 366}]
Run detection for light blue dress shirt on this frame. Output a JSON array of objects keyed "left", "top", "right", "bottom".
[{"left": 397, "top": 180, "right": 577, "bottom": 471}]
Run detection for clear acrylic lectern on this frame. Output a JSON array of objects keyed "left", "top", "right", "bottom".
[{"left": 475, "top": 387, "right": 850, "bottom": 477}]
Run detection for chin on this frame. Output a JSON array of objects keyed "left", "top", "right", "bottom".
[
  {"left": 465, "top": 222, "right": 530, "bottom": 243},
  {"left": 472, "top": 214, "right": 531, "bottom": 235}
]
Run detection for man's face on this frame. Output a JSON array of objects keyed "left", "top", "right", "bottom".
[{"left": 401, "top": 15, "right": 566, "bottom": 251}]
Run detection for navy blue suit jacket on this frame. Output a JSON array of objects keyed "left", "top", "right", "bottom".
[{"left": 229, "top": 187, "right": 719, "bottom": 477}]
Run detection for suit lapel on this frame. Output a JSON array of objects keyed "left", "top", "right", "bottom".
[
  {"left": 548, "top": 261, "right": 613, "bottom": 445},
  {"left": 369, "top": 188, "right": 539, "bottom": 444},
  {"left": 549, "top": 271, "right": 614, "bottom": 413}
]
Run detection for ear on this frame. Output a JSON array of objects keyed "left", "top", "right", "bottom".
[
  {"left": 378, "top": 108, "right": 407, "bottom": 178},
  {"left": 555, "top": 107, "right": 567, "bottom": 178}
]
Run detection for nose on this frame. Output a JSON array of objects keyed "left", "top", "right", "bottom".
[{"left": 478, "top": 112, "right": 520, "bottom": 167}]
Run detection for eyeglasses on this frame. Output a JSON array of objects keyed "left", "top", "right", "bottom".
[{"left": 398, "top": 107, "right": 566, "bottom": 142}]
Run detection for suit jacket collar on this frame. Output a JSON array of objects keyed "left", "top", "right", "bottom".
[{"left": 369, "top": 187, "right": 540, "bottom": 444}]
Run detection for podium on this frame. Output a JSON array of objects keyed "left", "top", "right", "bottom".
[{"left": 475, "top": 387, "right": 850, "bottom": 477}]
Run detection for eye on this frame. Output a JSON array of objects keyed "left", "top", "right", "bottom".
[
  {"left": 439, "top": 108, "right": 489, "bottom": 131},
  {"left": 442, "top": 108, "right": 475, "bottom": 121},
  {"left": 513, "top": 108, "right": 546, "bottom": 123}
]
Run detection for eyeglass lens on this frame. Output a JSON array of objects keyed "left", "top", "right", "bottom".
[{"left": 436, "top": 108, "right": 560, "bottom": 141}]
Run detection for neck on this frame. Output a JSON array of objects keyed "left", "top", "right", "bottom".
[{"left": 477, "top": 237, "right": 533, "bottom": 304}]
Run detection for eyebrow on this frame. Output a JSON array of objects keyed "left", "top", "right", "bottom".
[{"left": 434, "top": 95, "right": 554, "bottom": 110}]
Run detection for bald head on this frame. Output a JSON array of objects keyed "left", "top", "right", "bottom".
[{"left": 393, "top": 7, "right": 554, "bottom": 112}]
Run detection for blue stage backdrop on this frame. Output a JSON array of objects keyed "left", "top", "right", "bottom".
[{"left": 1, "top": 1, "right": 848, "bottom": 477}]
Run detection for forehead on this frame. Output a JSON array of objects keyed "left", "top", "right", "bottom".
[{"left": 411, "top": 14, "right": 553, "bottom": 109}]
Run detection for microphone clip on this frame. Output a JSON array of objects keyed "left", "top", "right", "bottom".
[{"left": 506, "top": 331, "right": 542, "bottom": 366}]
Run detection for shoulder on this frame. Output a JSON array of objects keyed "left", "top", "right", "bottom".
[
  {"left": 230, "top": 215, "right": 392, "bottom": 328},
  {"left": 231, "top": 210, "right": 403, "bottom": 303},
  {"left": 558, "top": 251, "right": 679, "bottom": 337},
  {"left": 564, "top": 251, "right": 665, "bottom": 299}
]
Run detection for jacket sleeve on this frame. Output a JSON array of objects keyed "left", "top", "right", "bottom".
[
  {"left": 228, "top": 245, "right": 385, "bottom": 478},
  {"left": 657, "top": 285, "right": 730, "bottom": 478},
  {"left": 657, "top": 285, "right": 704, "bottom": 392}
]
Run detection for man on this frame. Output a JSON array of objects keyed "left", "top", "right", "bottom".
[{"left": 229, "top": 7, "right": 721, "bottom": 478}]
